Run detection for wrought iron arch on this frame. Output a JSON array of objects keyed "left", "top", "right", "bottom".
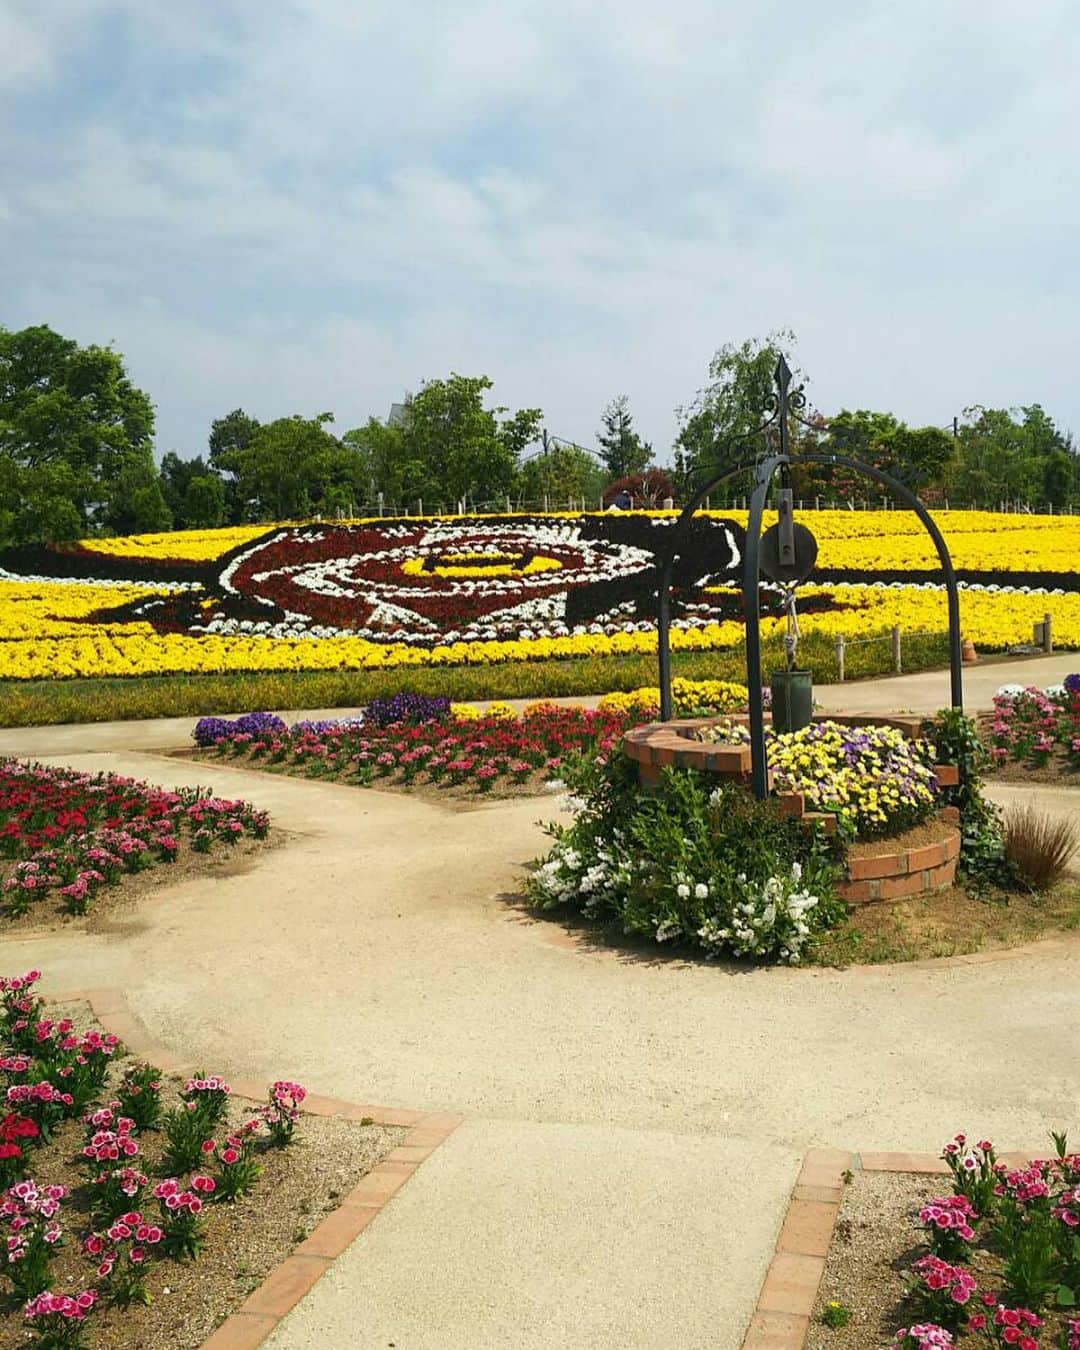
[{"left": 655, "top": 447, "right": 965, "bottom": 801}]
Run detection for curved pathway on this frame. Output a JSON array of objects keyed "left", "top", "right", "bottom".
[{"left": 0, "top": 684, "right": 1078, "bottom": 1346}]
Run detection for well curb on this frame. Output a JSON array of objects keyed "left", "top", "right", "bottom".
[
  {"left": 741, "top": 1146, "right": 1045, "bottom": 1348},
  {"left": 50, "top": 987, "right": 463, "bottom": 1350}
]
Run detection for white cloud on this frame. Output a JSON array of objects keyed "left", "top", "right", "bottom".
[{"left": 1, "top": 0, "right": 1078, "bottom": 456}]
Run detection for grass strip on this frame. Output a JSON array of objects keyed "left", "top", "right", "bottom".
[{"left": 0, "top": 630, "right": 953, "bottom": 728}]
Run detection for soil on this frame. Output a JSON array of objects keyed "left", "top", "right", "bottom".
[
  {"left": 846, "top": 817, "right": 956, "bottom": 862},
  {"left": 181, "top": 747, "right": 559, "bottom": 808},
  {"left": 0, "top": 834, "right": 283, "bottom": 936},
  {"left": 806, "top": 1169, "right": 1075, "bottom": 1347},
  {"left": 812, "top": 881, "right": 1080, "bottom": 966},
  {"left": 988, "top": 756, "right": 1080, "bottom": 787},
  {"left": 1, "top": 1000, "right": 406, "bottom": 1349}
]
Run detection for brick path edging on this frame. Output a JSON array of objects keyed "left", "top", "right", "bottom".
[
  {"left": 51, "top": 987, "right": 463, "bottom": 1350},
  {"left": 742, "top": 1145, "right": 1043, "bottom": 1349}
]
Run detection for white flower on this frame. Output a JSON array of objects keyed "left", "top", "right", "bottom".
[
  {"left": 676, "top": 883, "right": 690, "bottom": 899},
  {"left": 694, "top": 882, "right": 709, "bottom": 900}
]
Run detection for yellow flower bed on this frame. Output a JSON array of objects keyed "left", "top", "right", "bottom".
[
  {"left": 599, "top": 678, "right": 749, "bottom": 717},
  {"left": 2, "top": 510, "right": 1078, "bottom": 679}
]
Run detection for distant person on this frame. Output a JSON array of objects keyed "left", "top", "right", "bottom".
[{"left": 609, "top": 489, "right": 633, "bottom": 511}]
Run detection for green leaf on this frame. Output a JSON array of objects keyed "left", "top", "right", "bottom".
[{"left": 1056, "top": 1284, "right": 1076, "bottom": 1306}]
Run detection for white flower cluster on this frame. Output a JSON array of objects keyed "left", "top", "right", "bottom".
[
  {"left": 529, "top": 837, "right": 634, "bottom": 913},
  {"left": 696, "top": 863, "right": 819, "bottom": 964}
]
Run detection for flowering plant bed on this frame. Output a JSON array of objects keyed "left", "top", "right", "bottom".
[
  {"left": 195, "top": 703, "right": 630, "bottom": 797},
  {"left": 807, "top": 1135, "right": 1080, "bottom": 1349},
  {"left": 190, "top": 681, "right": 751, "bottom": 799},
  {"left": 0, "top": 761, "right": 270, "bottom": 924},
  {"left": 2, "top": 510, "right": 1079, "bottom": 680},
  {"left": 0, "top": 970, "right": 405, "bottom": 1348},
  {"left": 690, "top": 719, "right": 941, "bottom": 840},
  {"left": 985, "top": 678, "right": 1080, "bottom": 785}
]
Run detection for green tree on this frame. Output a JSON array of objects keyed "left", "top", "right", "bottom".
[
  {"left": 949, "top": 405, "right": 1072, "bottom": 505},
  {"left": 824, "top": 410, "right": 954, "bottom": 488},
  {"left": 400, "top": 374, "right": 541, "bottom": 507},
  {"left": 208, "top": 408, "right": 262, "bottom": 523},
  {"left": 0, "top": 323, "right": 156, "bottom": 538},
  {"left": 183, "top": 473, "right": 227, "bottom": 528},
  {"left": 227, "top": 413, "right": 355, "bottom": 520},
  {"left": 10, "top": 463, "right": 84, "bottom": 544},
  {"left": 517, "top": 440, "right": 605, "bottom": 506},
  {"left": 1042, "top": 448, "right": 1075, "bottom": 508},
  {"left": 596, "top": 395, "right": 652, "bottom": 479},
  {"left": 208, "top": 408, "right": 261, "bottom": 471},
  {"left": 102, "top": 453, "right": 172, "bottom": 534},
  {"left": 674, "top": 331, "right": 796, "bottom": 484},
  {"left": 341, "top": 418, "right": 424, "bottom": 509},
  {"left": 160, "top": 452, "right": 224, "bottom": 526}
]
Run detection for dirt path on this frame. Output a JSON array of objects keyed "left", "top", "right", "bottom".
[{"left": 1, "top": 738, "right": 1078, "bottom": 1348}]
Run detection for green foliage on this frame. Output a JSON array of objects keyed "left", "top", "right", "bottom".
[
  {"left": 824, "top": 410, "right": 954, "bottom": 488},
  {"left": 220, "top": 412, "right": 367, "bottom": 520},
  {"left": 597, "top": 394, "right": 652, "bottom": 479},
  {"left": 948, "top": 404, "right": 1077, "bottom": 506},
  {"left": 0, "top": 323, "right": 157, "bottom": 541},
  {"left": 926, "top": 708, "right": 1015, "bottom": 887},
  {"left": 183, "top": 473, "right": 227, "bottom": 528},
  {"left": 101, "top": 451, "right": 173, "bottom": 535},
  {"left": 341, "top": 374, "right": 543, "bottom": 510},
  {"left": 674, "top": 331, "right": 796, "bottom": 487},
  {"left": 820, "top": 1301, "right": 854, "bottom": 1329},
  {"left": 527, "top": 754, "right": 844, "bottom": 963},
  {"left": 518, "top": 440, "right": 605, "bottom": 505},
  {"left": 160, "top": 452, "right": 227, "bottom": 528}
]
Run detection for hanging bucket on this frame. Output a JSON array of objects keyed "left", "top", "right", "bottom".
[{"left": 770, "top": 669, "right": 813, "bottom": 733}]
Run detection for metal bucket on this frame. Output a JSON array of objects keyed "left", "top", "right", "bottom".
[{"left": 770, "top": 669, "right": 813, "bottom": 733}]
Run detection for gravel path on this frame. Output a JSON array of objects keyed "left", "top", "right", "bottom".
[{"left": 0, "top": 664, "right": 1077, "bottom": 1348}]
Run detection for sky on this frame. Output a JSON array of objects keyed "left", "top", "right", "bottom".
[{"left": 1, "top": 0, "right": 1077, "bottom": 463}]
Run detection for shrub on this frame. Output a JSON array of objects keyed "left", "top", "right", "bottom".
[
  {"left": 527, "top": 752, "right": 844, "bottom": 964},
  {"left": 1003, "top": 804, "right": 1079, "bottom": 890},
  {"left": 927, "top": 709, "right": 1012, "bottom": 887}
]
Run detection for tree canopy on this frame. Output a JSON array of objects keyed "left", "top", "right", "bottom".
[
  {"left": 597, "top": 395, "right": 652, "bottom": 479},
  {"left": 1, "top": 320, "right": 1075, "bottom": 543},
  {"left": 0, "top": 324, "right": 156, "bottom": 543}
]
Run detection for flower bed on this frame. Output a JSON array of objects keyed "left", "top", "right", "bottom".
[
  {"left": 527, "top": 751, "right": 846, "bottom": 964},
  {"left": 197, "top": 703, "right": 633, "bottom": 796},
  {"left": 190, "top": 681, "right": 752, "bottom": 796},
  {"left": 2, "top": 510, "right": 1079, "bottom": 680},
  {"left": 0, "top": 761, "right": 270, "bottom": 920},
  {"left": 808, "top": 1134, "right": 1080, "bottom": 1349},
  {"left": 986, "top": 677, "right": 1080, "bottom": 781},
  {"left": 690, "top": 719, "right": 940, "bottom": 840},
  {"left": 0, "top": 969, "right": 404, "bottom": 1348}
]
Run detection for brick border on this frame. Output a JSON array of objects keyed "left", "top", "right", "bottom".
[
  {"left": 742, "top": 1146, "right": 1043, "bottom": 1349},
  {"left": 837, "top": 821, "right": 961, "bottom": 904},
  {"left": 49, "top": 987, "right": 462, "bottom": 1350}
]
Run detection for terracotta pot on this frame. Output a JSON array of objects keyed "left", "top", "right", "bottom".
[{"left": 961, "top": 638, "right": 978, "bottom": 663}]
